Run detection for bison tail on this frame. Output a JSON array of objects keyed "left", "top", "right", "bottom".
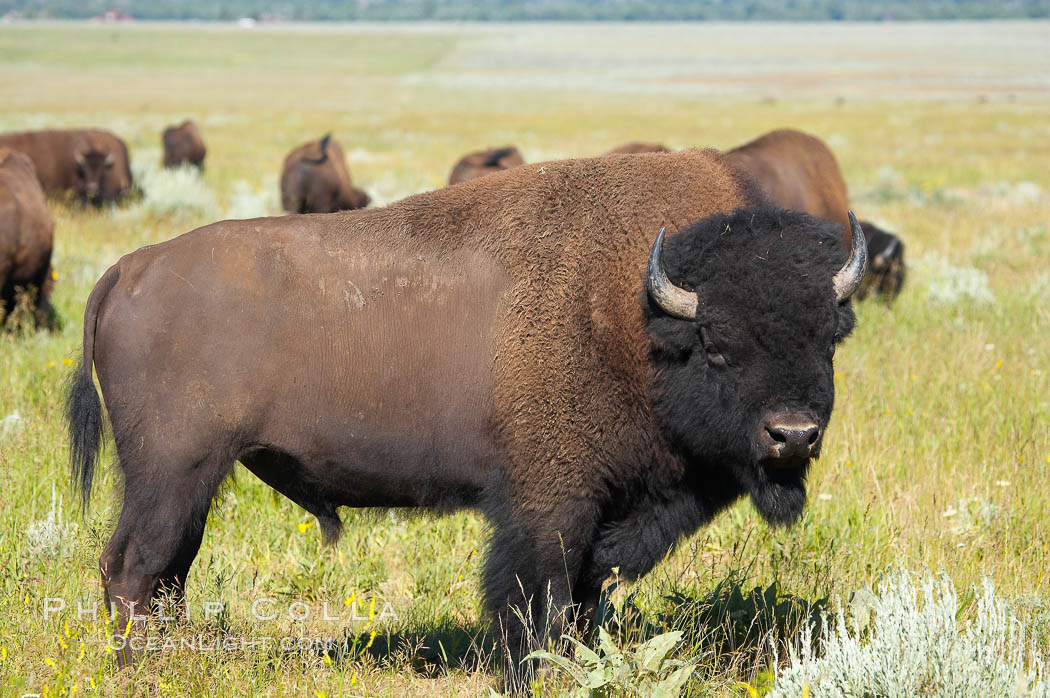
[{"left": 65, "top": 264, "right": 119, "bottom": 512}]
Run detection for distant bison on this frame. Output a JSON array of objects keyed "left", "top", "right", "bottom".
[
  {"left": 448, "top": 146, "right": 524, "bottom": 185},
  {"left": 725, "top": 128, "right": 905, "bottom": 302},
  {"left": 0, "top": 148, "right": 55, "bottom": 328},
  {"left": 603, "top": 142, "right": 670, "bottom": 155},
  {"left": 280, "top": 134, "right": 370, "bottom": 214},
  {"left": 162, "top": 120, "right": 206, "bottom": 170},
  {"left": 0, "top": 129, "right": 133, "bottom": 206},
  {"left": 68, "top": 149, "right": 865, "bottom": 674},
  {"left": 858, "top": 220, "right": 906, "bottom": 301}
]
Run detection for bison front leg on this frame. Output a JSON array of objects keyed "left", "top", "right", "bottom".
[
  {"left": 483, "top": 500, "right": 599, "bottom": 686},
  {"left": 100, "top": 452, "right": 231, "bottom": 667}
]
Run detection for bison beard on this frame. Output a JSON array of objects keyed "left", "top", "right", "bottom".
[{"left": 65, "top": 149, "right": 862, "bottom": 683}]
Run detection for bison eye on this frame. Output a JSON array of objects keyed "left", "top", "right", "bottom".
[{"left": 700, "top": 327, "right": 727, "bottom": 367}]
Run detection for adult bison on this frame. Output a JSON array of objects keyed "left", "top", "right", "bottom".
[
  {"left": 603, "top": 142, "right": 670, "bottom": 155},
  {"left": 856, "top": 220, "right": 906, "bottom": 301},
  {"left": 0, "top": 129, "right": 133, "bottom": 206},
  {"left": 725, "top": 128, "right": 905, "bottom": 302},
  {"left": 162, "top": 120, "right": 206, "bottom": 170},
  {"left": 448, "top": 145, "right": 524, "bottom": 184},
  {"left": 67, "top": 149, "right": 865, "bottom": 674},
  {"left": 0, "top": 148, "right": 56, "bottom": 329},
  {"left": 280, "top": 134, "right": 370, "bottom": 214}
]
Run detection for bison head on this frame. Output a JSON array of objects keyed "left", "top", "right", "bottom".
[
  {"left": 74, "top": 149, "right": 128, "bottom": 205},
  {"left": 644, "top": 208, "right": 866, "bottom": 526}
]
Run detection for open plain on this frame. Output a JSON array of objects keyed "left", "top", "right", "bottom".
[{"left": 1, "top": 20, "right": 1049, "bottom": 696}]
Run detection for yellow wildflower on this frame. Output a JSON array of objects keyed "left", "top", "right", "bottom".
[
  {"left": 297, "top": 520, "right": 314, "bottom": 533},
  {"left": 51, "top": 270, "right": 58, "bottom": 280},
  {"left": 63, "top": 358, "right": 73, "bottom": 366}
]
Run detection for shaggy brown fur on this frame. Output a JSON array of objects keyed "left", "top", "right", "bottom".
[
  {"left": 0, "top": 148, "right": 55, "bottom": 328},
  {"left": 279, "top": 134, "right": 370, "bottom": 214},
  {"left": 68, "top": 148, "right": 860, "bottom": 676},
  {"left": 0, "top": 129, "right": 133, "bottom": 205},
  {"left": 603, "top": 142, "right": 670, "bottom": 155},
  {"left": 447, "top": 145, "right": 525, "bottom": 184},
  {"left": 162, "top": 120, "right": 206, "bottom": 170}
]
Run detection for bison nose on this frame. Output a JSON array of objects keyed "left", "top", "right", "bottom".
[{"left": 758, "top": 413, "right": 821, "bottom": 463}]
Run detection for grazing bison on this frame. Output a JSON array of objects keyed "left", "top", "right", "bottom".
[
  {"left": 67, "top": 149, "right": 865, "bottom": 674},
  {"left": 448, "top": 145, "right": 525, "bottom": 184},
  {"left": 603, "top": 142, "right": 670, "bottom": 155},
  {"left": 725, "top": 128, "right": 906, "bottom": 302},
  {"left": 857, "top": 220, "right": 906, "bottom": 301},
  {"left": 0, "top": 129, "right": 132, "bottom": 206},
  {"left": 280, "top": 134, "right": 370, "bottom": 214},
  {"left": 162, "top": 120, "right": 206, "bottom": 170},
  {"left": 0, "top": 148, "right": 56, "bottom": 329}
]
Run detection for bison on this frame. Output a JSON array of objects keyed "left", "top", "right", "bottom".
[
  {"left": 603, "top": 142, "right": 670, "bottom": 155},
  {"left": 280, "top": 134, "right": 370, "bottom": 214},
  {"left": 858, "top": 220, "right": 906, "bottom": 301},
  {"left": 67, "top": 149, "right": 865, "bottom": 675},
  {"left": 0, "top": 129, "right": 133, "bottom": 206},
  {"left": 725, "top": 128, "right": 906, "bottom": 302},
  {"left": 448, "top": 145, "right": 525, "bottom": 184},
  {"left": 0, "top": 148, "right": 56, "bottom": 329},
  {"left": 162, "top": 120, "right": 206, "bottom": 170}
]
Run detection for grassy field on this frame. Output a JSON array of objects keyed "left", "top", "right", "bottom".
[{"left": 1, "top": 20, "right": 1049, "bottom": 697}]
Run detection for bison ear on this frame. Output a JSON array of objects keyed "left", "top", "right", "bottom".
[{"left": 646, "top": 308, "right": 697, "bottom": 360}]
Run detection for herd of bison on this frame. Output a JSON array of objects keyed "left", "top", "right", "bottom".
[
  {"left": 1, "top": 121, "right": 904, "bottom": 331},
  {"left": 5, "top": 117, "right": 905, "bottom": 678}
]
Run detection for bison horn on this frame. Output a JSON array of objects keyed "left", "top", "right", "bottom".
[
  {"left": 833, "top": 211, "right": 868, "bottom": 302},
  {"left": 74, "top": 151, "right": 86, "bottom": 166},
  {"left": 646, "top": 226, "right": 698, "bottom": 320},
  {"left": 104, "top": 151, "right": 116, "bottom": 167}
]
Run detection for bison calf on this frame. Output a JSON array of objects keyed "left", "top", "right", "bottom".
[
  {"left": 162, "top": 120, "right": 206, "bottom": 170},
  {"left": 448, "top": 146, "right": 525, "bottom": 184},
  {"left": 0, "top": 148, "right": 55, "bottom": 329},
  {"left": 280, "top": 134, "right": 370, "bottom": 214},
  {"left": 603, "top": 142, "right": 670, "bottom": 155},
  {"left": 0, "top": 129, "right": 133, "bottom": 206}
]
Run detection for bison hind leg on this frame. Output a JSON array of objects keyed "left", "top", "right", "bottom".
[{"left": 238, "top": 447, "right": 343, "bottom": 545}]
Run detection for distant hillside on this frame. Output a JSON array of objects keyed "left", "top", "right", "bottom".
[{"left": 3, "top": 0, "right": 1049, "bottom": 21}]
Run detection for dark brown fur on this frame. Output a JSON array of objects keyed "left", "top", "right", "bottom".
[
  {"left": 162, "top": 120, "right": 206, "bottom": 170},
  {"left": 0, "top": 148, "right": 55, "bottom": 328},
  {"left": 448, "top": 146, "right": 525, "bottom": 185},
  {"left": 68, "top": 149, "right": 857, "bottom": 675},
  {"left": 279, "top": 134, "right": 370, "bottom": 214},
  {"left": 604, "top": 142, "right": 670, "bottom": 155},
  {"left": 0, "top": 129, "right": 133, "bottom": 205}
]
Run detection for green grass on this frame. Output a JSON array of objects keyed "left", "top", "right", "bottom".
[{"left": 1, "top": 21, "right": 1049, "bottom": 697}]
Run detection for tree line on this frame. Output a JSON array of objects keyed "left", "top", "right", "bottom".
[{"left": 4, "top": 0, "right": 1048, "bottom": 21}]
